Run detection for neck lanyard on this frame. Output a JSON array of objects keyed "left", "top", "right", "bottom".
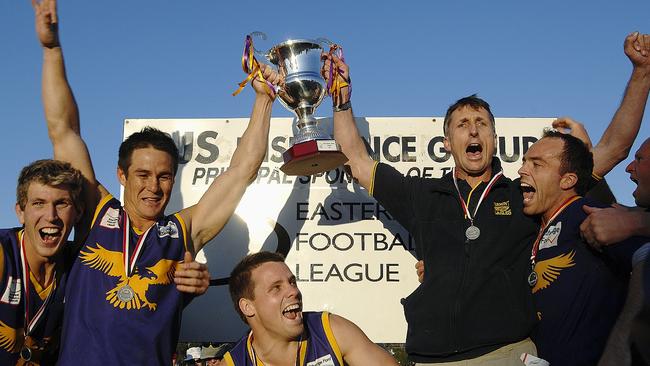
[
  {"left": 248, "top": 331, "right": 303, "bottom": 366},
  {"left": 452, "top": 168, "right": 503, "bottom": 240},
  {"left": 527, "top": 196, "right": 580, "bottom": 287},
  {"left": 19, "top": 231, "right": 56, "bottom": 337},
  {"left": 116, "top": 211, "right": 154, "bottom": 302},
  {"left": 122, "top": 211, "right": 153, "bottom": 278}
]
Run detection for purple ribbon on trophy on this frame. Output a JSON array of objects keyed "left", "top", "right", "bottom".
[
  {"left": 326, "top": 44, "right": 351, "bottom": 104},
  {"left": 233, "top": 34, "right": 276, "bottom": 97}
]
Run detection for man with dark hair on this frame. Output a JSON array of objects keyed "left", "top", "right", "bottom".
[
  {"left": 325, "top": 30, "right": 650, "bottom": 364},
  {"left": 518, "top": 131, "right": 645, "bottom": 364},
  {"left": 577, "top": 137, "right": 650, "bottom": 365},
  {"left": 117, "top": 127, "right": 182, "bottom": 176},
  {"left": 0, "top": 159, "right": 83, "bottom": 365},
  {"left": 228, "top": 251, "right": 285, "bottom": 322},
  {"left": 222, "top": 252, "right": 400, "bottom": 366},
  {"left": 442, "top": 94, "right": 495, "bottom": 136},
  {"left": 33, "top": 0, "right": 253, "bottom": 363}
]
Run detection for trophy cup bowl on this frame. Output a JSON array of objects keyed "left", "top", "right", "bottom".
[{"left": 260, "top": 37, "right": 348, "bottom": 176}]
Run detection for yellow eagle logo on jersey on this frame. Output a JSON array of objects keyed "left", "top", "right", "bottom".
[
  {"left": 79, "top": 244, "right": 178, "bottom": 311},
  {"left": 532, "top": 250, "right": 576, "bottom": 294},
  {"left": 0, "top": 320, "right": 21, "bottom": 353}
]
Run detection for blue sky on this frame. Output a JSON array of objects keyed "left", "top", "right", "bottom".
[{"left": 1, "top": 0, "right": 649, "bottom": 227}]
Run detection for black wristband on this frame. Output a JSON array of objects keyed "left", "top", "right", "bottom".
[{"left": 334, "top": 101, "right": 352, "bottom": 112}]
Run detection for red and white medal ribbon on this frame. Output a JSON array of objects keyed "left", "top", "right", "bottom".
[
  {"left": 122, "top": 211, "right": 154, "bottom": 279},
  {"left": 451, "top": 168, "right": 503, "bottom": 226},
  {"left": 529, "top": 196, "right": 580, "bottom": 266},
  {"left": 19, "top": 231, "right": 56, "bottom": 336}
]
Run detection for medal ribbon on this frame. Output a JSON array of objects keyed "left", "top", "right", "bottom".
[
  {"left": 122, "top": 211, "right": 154, "bottom": 278},
  {"left": 529, "top": 195, "right": 581, "bottom": 266},
  {"left": 232, "top": 35, "right": 276, "bottom": 97},
  {"left": 451, "top": 168, "right": 504, "bottom": 224},
  {"left": 326, "top": 44, "right": 350, "bottom": 104},
  {"left": 19, "top": 231, "right": 56, "bottom": 337},
  {"left": 248, "top": 331, "right": 304, "bottom": 366}
]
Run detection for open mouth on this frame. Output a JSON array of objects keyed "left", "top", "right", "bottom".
[
  {"left": 39, "top": 227, "right": 62, "bottom": 245},
  {"left": 520, "top": 182, "right": 536, "bottom": 204},
  {"left": 282, "top": 303, "right": 302, "bottom": 320},
  {"left": 466, "top": 143, "right": 483, "bottom": 158}
]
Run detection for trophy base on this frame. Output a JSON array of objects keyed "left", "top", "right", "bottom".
[{"left": 281, "top": 139, "right": 348, "bottom": 176}]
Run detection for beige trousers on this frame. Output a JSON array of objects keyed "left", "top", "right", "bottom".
[{"left": 415, "top": 338, "right": 537, "bottom": 366}]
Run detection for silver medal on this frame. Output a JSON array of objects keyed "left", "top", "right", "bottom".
[
  {"left": 20, "top": 346, "right": 32, "bottom": 361},
  {"left": 465, "top": 225, "right": 480, "bottom": 240},
  {"left": 528, "top": 271, "right": 538, "bottom": 287},
  {"left": 117, "top": 284, "right": 135, "bottom": 302}
]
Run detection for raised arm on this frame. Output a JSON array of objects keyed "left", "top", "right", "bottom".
[
  {"left": 35, "top": 0, "right": 104, "bottom": 214},
  {"left": 590, "top": 32, "right": 650, "bottom": 177},
  {"left": 552, "top": 33, "right": 650, "bottom": 178},
  {"left": 181, "top": 65, "right": 278, "bottom": 252},
  {"left": 329, "top": 313, "right": 400, "bottom": 366},
  {"left": 325, "top": 54, "right": 375, "bottom": 190}
]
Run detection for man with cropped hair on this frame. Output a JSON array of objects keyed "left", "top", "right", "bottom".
[
  {"left": 33, "top": 0, "right": 217, "bottom": 363},
  {"left": 326, "top": 30, "right": 650, "bottom": 364},
  {"left": 223, "top": 251, "right": 400, "bottom": 366},
  {"left": 0, "top": 159, "right": 83, "bottom": 364},
  {"left": 519, "top": 131, "right": 645, "bottom": 364}
]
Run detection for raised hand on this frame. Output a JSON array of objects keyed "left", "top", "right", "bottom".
[
  {"left": 32, "top": 0, "right": 60, "bottom": 49},
  {"left": 552, "top": 117, "right": 593, "bottom": 151},
  {"left": 252, "top": 63, "right": 283, "bottom": 99},
  {"left": 625, "top": 32, "right": 650, "bottom": 71},
  {"left": 321, "top": 52, "right": 351, "bottom": 106}
]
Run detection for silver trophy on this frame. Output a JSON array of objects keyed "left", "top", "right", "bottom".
[{"left": 252, "top": 33, "right": 347, "bottom": 176}]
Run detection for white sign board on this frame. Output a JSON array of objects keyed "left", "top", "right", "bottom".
[{"left": 122, "top": 116, "right": 552, "bottom": 343}]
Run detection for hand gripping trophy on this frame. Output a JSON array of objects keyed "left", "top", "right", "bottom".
[{"left": 234, "top": 32, "right": 348, "bottom": 176}]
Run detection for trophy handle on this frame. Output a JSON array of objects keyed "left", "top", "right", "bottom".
[
  {"left": 247, "top": 31, "right": 273, "bottom": 64},
  {"left": 315, "top": 37, "right": 335, "bottom": 48}
]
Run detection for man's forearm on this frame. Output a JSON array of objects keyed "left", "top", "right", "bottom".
[
  {"left": 42, "top": 46, "right": 80, "bottom": 139},
  {"left": 186, "top": 93, "right": 272, "bottom": 251},
  {"left": 333, "top": 108, "right": 375, "bottom": 189},
  {"left": 228, "top": 93, "right": 273, "bottom": 179},
  {"left": 630, "top": 210, "right": 650, "bottom": 237},
  {"left": 594, "top": 68, "right": 650, "bottom": 176},
  {"left": 333, "top": 108, "right": 364, "bottom": 158}
]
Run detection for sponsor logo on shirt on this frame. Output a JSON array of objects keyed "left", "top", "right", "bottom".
[
  {"left": 0, "top": 276, "right": 21, "bottom": 305},
  {"left": 157, "top": 221, "right": 179, "bottom": 239},
  {"left": 100, "top": 207, "right": 121, "bottom": 229},
  {"left": 539, "top": 222, "right": 561, "bottom": 250},
  {"left": 306, "top": 354, "right": 335, "bottom": 366},
  {"left": 494, "top": 201, "right": 511, "bottom": 216}
]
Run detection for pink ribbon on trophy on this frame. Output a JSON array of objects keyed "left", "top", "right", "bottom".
[
  {"left": 326, "top": 44, "right": 351, "bottom": 104},
  {"left": 232, "top": 35, "right": 275, "bottom": 97}
]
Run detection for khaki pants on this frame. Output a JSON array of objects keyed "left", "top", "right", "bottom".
[{"left": 415, "top": 338, "right": 537, "bottom": 366}]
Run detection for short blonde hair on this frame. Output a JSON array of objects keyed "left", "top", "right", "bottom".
[{"left": 16, "top": 159, "right": 85, "bottom": 213}]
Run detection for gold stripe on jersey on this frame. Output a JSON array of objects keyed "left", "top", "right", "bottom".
[{"left": 322, "top": 312, "right": 344, "bottom": 365}]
